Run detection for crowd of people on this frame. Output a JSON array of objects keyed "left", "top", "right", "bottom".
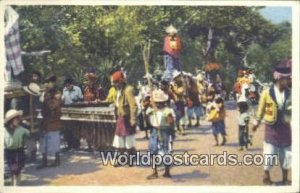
[{"left": 3, "top": 25, "right": 292, "bottom": 186}]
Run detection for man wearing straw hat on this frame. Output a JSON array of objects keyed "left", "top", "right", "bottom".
[{"left": 162, "top": 25, "right": 182, "bottom": 82}]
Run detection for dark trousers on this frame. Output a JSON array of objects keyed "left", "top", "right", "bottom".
[{"left": 239, "top": 125, "right": 249, "bottom": 147}]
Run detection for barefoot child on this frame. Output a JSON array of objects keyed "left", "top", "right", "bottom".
[
  {"left": 146, "top": 89, "right": 175, "bottom": 179},
  {"left": 207, "top": 97, "right": 226, "bottom": 146},
  {"left": 4, "top": 109, "right": 30, "bottom": 186},
  {"left": 238, "top": 102, "right": 250, "bottom": 150}
]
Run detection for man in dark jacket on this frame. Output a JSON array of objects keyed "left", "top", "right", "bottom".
[{"left": 37, "top": 75, "right": 62, "bottom": 169}]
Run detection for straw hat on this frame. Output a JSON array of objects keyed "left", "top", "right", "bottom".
[
  {"left": 152, "top": 89, "right": 169, "bottom": 102},
  {"left": 5, "top": 109, "right": 23, "bottom": 123},
  {"left": 172, "top": 70, "right": 181, "bottom": 79},
  {"left": 273, "top": 61, "right": 291, "bottom": 80},
  {"left": 166, "top": 25, "right": 178, "bottom": 34},
  {"left": 23, "top": 82, "right": 42, "bottom": 96}
]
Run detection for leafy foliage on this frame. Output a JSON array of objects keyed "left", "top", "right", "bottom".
[{"left": 14, "top": 5, "right": 291, "bottom": 92}]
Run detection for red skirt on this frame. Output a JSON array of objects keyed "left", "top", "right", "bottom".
[{"left": 115, "top": 115, "right": 136, "bottom": 137}]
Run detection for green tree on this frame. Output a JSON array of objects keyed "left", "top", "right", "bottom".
[{"left": 14, "top": 5, "right": 291, "bottom": 93}]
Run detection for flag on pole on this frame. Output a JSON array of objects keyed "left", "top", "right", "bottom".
[{"left": 4, "top": 6, "right": 24, "bottom": 80}]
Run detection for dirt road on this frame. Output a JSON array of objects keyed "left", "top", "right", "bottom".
[{"left": 12, "top": 104, "right": 289, "bottom": 186}]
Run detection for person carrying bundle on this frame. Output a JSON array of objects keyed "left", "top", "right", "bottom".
[{"left": 206, "top": 97, "right": 227, "bottom": 146}]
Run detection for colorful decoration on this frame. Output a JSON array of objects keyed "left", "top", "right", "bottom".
[{"left": 204, "top": 63, "right": 220, "bottom": 72}]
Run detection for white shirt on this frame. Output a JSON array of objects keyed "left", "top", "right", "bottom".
[
  {"left": 238, "top": 83, "right": 249, "bottom": 103},
  {"left": 146, "top": 107, "right": 175, "bottom": 128},
  {"left": 239, "top": 112, "right": 249, "bottom": 126},
  {"left": 62, "top": 85, "right": 83, "bottom": 105},
  {"left": 274, "top": 85, "right": 285, "bottom": 110}
]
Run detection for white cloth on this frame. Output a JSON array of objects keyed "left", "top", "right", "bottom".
[
  {"left": 112, "top": 134, "right": 135, "bottom": 149},
  {"left": 146, "top": 107, "right": 175, "bottom": 128},
  {"left": 249, "top": 84, "right": 256, "bottom": 92},
  {"left": 263, "top": 142, "right": 291, "bottom": 171},
  {"left": 206, "top": 101, "right": 218, "bottom": 113},
  {"left": 136, "top": 84, "right": 151, "bottom": 113},
  {"left": 62, "top": 86, "right": 83, "bottom": 105},
  {"left": 238, "top": 83, "right": 249, "bottom": 102},
  {"left": 39, "top": 92, "right": 45, "bottom": 103},
  {"left": 239, "top": 112, "right": 249, "bottom": 126},
  {"left": 146, "top": 110, "right": 163, "bottom": 128},
  {"left": 5, "top": 6, "right": 24, "bottom": 77},
  {"left": 248, "top": 73, "right": 256, "bottom": 84},
  {"left": 274, "top": 85, "right": 285, "bottom": 110},
  {"left": 135, "top": 96, "right": 142, "bottom": 114}
]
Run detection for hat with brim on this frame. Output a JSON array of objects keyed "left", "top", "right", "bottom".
[
  {"left": 172, "top": 70, "right": 181, "bottom": 79},
  {"left": 166, "top": 25, "right": 178, "bottom": 34},
  {"left": 5, "top": 109, "right": 23, "bottom": 123},
  {"left": 273, "top": 60, "right": 291, "bottom": 80},
  {"left": 152, "top": 89, "right": 169, "bottom": 102},
  {"left": 23, "top": 82, "right": 42, "bottom": 96}
]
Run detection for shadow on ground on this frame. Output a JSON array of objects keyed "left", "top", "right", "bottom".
[
  {"left": 171, "top": 170, "right": 209, "bottom": 183},
  {"left": 16, "top": 151, "right": 101, "bottom": 186},
  {"left": 184, "top": 126, "right": 212, "bottom": 136}
]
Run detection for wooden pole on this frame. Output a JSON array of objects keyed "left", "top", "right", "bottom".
[
  {"left": 142, "top": 40, "right": 161, "bottom": 135},
  {"left": 29, "top": 95, "right": 34, "bottom": 132}
]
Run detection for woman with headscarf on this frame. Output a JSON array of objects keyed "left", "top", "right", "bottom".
[
  {"left": 252, "top": 59, "right": 292, "bottom": 185},
  {"left": 83, "top": 72, "right": 106, "bottom": 104},
  {"left": 82, "top": 71, "right": 106, "bottom": 151}
]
